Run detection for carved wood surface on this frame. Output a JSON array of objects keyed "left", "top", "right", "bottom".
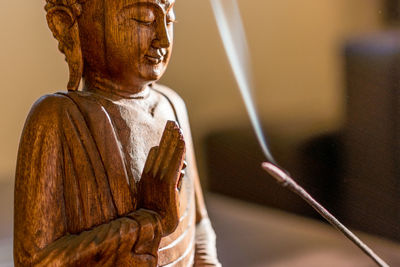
[{"left": 14, "top": 0, "right": 221, "bottom": 266}]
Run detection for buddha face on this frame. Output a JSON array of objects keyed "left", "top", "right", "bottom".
[
  {"left": 46, "top": 0, "right": 175, "bottom": 91},
  {"left": 103, "top": 0, "right": 175, "bottom": 88}
]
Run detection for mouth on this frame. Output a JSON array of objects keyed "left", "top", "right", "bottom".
[{"left": 145, "top": 55, "right": 164, "bottom": 65}]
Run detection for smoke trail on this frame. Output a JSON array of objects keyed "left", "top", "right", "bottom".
[{"left": 209, "top": 0, "right": 276, "bottom": 164}]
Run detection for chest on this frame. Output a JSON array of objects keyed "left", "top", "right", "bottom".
[
  {"left": 63, "top": 91, "right": 194, "bottom": 234},
  {"left": 102, "top": 95, "right": 178, "bottom": 183}
]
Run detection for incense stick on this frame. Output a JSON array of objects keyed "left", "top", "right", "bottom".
[{"left": 262, "top": 162, "right": 390, "bottom": 267}]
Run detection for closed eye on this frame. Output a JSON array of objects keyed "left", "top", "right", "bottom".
[
  {"left": 133, "top": 18, "right": 154, "bottom": 26},
  {"left": 118, "top": 3, "right": 156, "bottom": 26}
]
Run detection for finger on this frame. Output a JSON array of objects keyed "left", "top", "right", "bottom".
[
  {"left": 143, "top": 146, "right": 158, "bottom": 175},
  {"left": 165, "top": 138, "right": 186, "bottom": 187},
  {"left": 182, "top": 160, "right": 187, "bottom": 171},
  {"left": 152, "top": 121, "right": 176, "bottom": 176},
  {"left": 158, "top": 125, "right": 182, "bottom": 179},
  {"left": 177, "top": 170, "right": 184, "bottom": 191},
  {"left": 177, "top": 160, "right": 187, "bottom": 190}
]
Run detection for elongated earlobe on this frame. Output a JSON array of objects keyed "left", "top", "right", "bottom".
[{"left": 46, "top": 6, "right": 83, "bottom": 91}]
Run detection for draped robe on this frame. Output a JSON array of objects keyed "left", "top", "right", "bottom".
[{"left": 14, "top": 84, "right": 220, "bottom": 267}]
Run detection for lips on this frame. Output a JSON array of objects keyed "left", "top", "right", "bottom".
[{"left": 145, "top": 55, "right": 164, "bottom": 64}]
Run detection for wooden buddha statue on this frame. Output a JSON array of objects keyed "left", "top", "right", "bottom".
[{"left": 14, "top": 0, "right": 221, "bottom": 266}]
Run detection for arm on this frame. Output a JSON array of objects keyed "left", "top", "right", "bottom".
[
  {"left": 31, "top": 211, "right": 162, "bottom": 266},
  {"left": 14, "top": 95, "right": 180, "bottom": 266}
]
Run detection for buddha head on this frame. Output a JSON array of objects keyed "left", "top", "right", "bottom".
[{"left": 45, "top": 0, "right": 176, "bottom": 94}]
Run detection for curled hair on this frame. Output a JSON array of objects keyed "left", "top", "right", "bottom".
[{"left": 45, "top": 0, "right": 85, "bottom": 17}]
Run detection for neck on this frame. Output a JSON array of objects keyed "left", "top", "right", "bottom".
[{"left": 83, "top": 71, "right": 151, "bottom": 99}]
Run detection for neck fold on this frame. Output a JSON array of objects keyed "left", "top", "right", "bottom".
[{"left": 83, "top": 73, "right": 150, "bottom": 99}]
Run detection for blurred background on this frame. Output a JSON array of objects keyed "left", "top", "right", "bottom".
[{"left": 1, "top": 0, "right": 400, "bottom": 266}]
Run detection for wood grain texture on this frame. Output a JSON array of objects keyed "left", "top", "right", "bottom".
[{"left": 14, "top": 0, "right": 221, "bottom": 266}]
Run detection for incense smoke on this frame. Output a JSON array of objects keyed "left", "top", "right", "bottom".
[{"left": 209, "top": 0, "right": 276, "bottom": 164}]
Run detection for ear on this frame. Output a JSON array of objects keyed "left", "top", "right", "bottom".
[{"left": 46, "top": 6, "right": 83, "bottom": 91}]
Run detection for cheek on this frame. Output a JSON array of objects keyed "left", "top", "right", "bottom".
[
  {"left": 106, "top": 25, "right": 154, "bottom": 70},
  {"left": 125, "top": 26, "right": 154, "bottom": 53}
]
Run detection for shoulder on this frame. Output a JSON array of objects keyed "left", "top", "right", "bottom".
[
  {"left": 25, "top": 92, "right": 78, "bottom": 127},
  {"left": 31, "top": 93, "right": 74, "bottom": 112},
  {"left": 151, "top": 83, "right": 194, "bottom": 141},
  {"left": 151, "top": 83, "right": 187, "bottom": 112}
]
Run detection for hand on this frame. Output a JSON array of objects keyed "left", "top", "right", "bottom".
[{"left": 139, "top": 121, "right": 186, "bottom": 237}]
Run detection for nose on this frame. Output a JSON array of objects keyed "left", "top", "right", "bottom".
[{"left": 152, "top": 19, "right": 171, "bottom": 48}]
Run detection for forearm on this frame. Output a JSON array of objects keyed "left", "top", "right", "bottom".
[
  {"left": 33, "top": 217, "right": 137, "bottom": 266},
  {"left": 194, "top": 218, "right": 222, "bottom": 267},
  {"left": 16, "top": 210, "right": 162, "bottom": 267}
]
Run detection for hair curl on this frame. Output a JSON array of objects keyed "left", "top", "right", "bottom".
[{"left": 45, "top": 0, "right": 86, "bottom": 17}]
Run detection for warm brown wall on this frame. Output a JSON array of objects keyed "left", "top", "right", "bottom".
[
  {"left": 0, "top": 1, "right": 68, "bottom": 180},
  {"left": 0, "top": 0, "right": 383, "bottom": 181},
  {"left": 162, "top": 0, "right": 383, "bottom": 138}
]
